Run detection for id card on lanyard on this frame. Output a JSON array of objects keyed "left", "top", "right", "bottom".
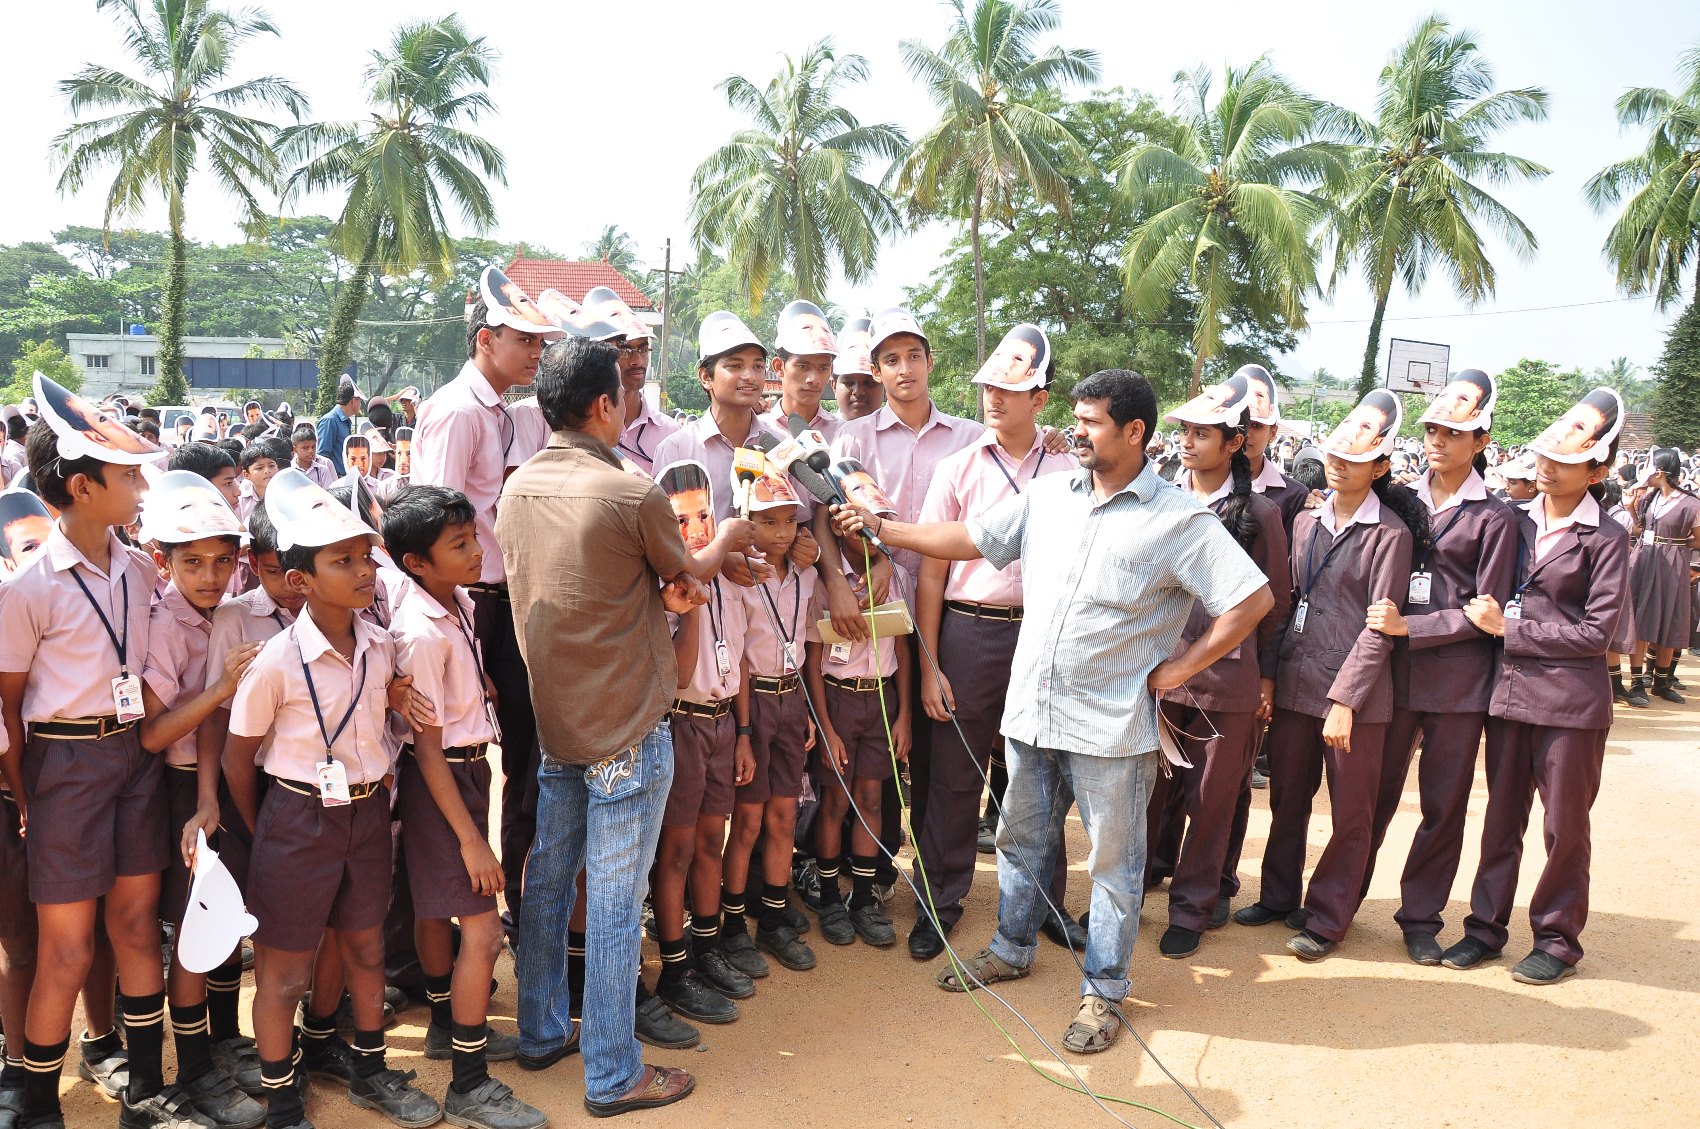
[
  {"left": 1408, "top": 504, "right": 1470, "bottom": 607},
  {"left": 1505, "top": 529, "right": 1533, "bottom": 620},
  {"left": 70, "top": 568, "right": 143, "bottom": 723},
  {"left": 707, "top": 581, "right": 731, "bottom": 679},
  {"left": 1294, "top": 522, "right": 1355, "bottom": 634},
  {"left": 759, "top": 577, "right": 802, "bottom": 675},
  {"left": 301, "top": 648, "right": 369, "bottom": 807}
]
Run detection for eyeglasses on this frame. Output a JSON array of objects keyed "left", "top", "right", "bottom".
[{"left": 617, "top": 341, "right": 652, "bottom": 358}]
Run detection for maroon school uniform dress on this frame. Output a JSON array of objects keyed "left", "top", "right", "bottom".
[
  {"left": 1628, "top": 490, "right": 1700, "bottom": 650},
  {"left": 1462, "top": 494, "right": 1629, "bottom": 967}
]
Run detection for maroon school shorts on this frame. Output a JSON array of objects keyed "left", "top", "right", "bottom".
[
  {"left": 823, "top": 679, "right": 898, "bottom": 783},
  {"left": 22, "top": 730, "right": 170, "bottom": 905},
  {"left": 665, "top": 709, "right": 735, "bottom": 828},
  {"left": 739, "top": 683, "right": 808, "bottom": 806},
  {"left": 247, "top": 780, "right": 391, "bottom": 952},
  {"left": 398, "top": 747, "right": 498, "bottom": 921},
  {"left": 159, "top": 765, "right": 202, "bottom": 927},
  {"left": 0, "top": 794, "right": 33, "bottom": 940}
]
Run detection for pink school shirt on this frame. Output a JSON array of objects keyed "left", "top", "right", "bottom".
[
  {"left": 920, "top": 430, "right": 1073, "bottom": 606},
  {"left": 507, "top": 396, "right": 552, "bottom": 469},
  {"left": 619, "top": 400, "right": 683, "bottom": 477},
  {"left": 0, "top": 526, "right": 156, "bottom": 723},
  {"left": 805, "top": 575, "right": 897, "bottom": 679},
  {"left": 740, "top": 563, "right": 816, "bottom": 678},
  {"left": 141, "top": 584, "right": 218, "bottom": 767},
  {"left": 228, "top": 606, "right": 397, "bottom": 786},
  {"left": 670, "top": 578, "right": 747, "bottom": 706},
  {"left": 414, "top": 361, "right": 514, "bottom": 584},
  {"left": 386, "top": 579, "right": 497, "bottom": 750},
  {"left": 759, "top": 402, "right": 841, "bottom": 446},
  {"left": 652, "top": 411, "right": 780, "bottom": 522}
]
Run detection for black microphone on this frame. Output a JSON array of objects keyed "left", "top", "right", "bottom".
[
  {"left": 754, "top": 432, "right": 890, "bottom": 558},
  {"left": 786, "top": 413, "right": 835, "bottom": 475}
]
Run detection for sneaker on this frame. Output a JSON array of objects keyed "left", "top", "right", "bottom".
[
  {"left": 656, "top": 970, "right": 738, "bottom": 1025},
  {"left": 119, "top": 1085, "right": 217, "bottom": 1128},
  {"left": 442, "top": 1077, "right": 545, "bottom": 1129},
  {"left": 791, "top": 857, "right": 822, "bottom": 912},
  {"left": 848, "top": 901, "right": 897, "bottom": 947},
  {"left": 634, "top": 995, "right": 700, "bottom": 1049},
  {"left": 423, "top": 1024, "right": 521, "bottom": 1063},
  {"left": 816, "top": 901, "right": 856, "bottom": 946},
  {"left": 975, "top": 818, "right": 996, "bottom": 855},
  {"left": 178, "top": 1065, "right": 263, "bottom": 1129},
  {"left": 717, "top": 931, "right": 770, "bottom": 979},
  {"left": 1510, "top": 949, "right": 1577, "bottom": 985},
  {"left": 299, "top": 1035, "right": 357, "bottom": 1083},
  {"left": 210, "top": 1037, "right": 262, "bottom": 1099},
  {"left": 695, "top": 948, "right": 756, "bottom": 1000},
  {"left": 347, "top": 1068, "right": 442, "bottom": 1129},
  {"left": 78, "top": 1043, "right": 130, "bottom": 1101},
  {"left": 755, "top": 925, "right": 817, "bottom": 971},
  {"left": 872, "top": 882, "right": 896, "bottom": 906},
  {"left": 640, "top": 901, "right": 658, "bottom": 943}
]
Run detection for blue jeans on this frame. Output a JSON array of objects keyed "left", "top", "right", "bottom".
[
  {"left": 516, "top": 722, "right": 674, "bottom": 1103},
  {"left": 989, "top": 739, "right": 1158, "bottom": 1001}
]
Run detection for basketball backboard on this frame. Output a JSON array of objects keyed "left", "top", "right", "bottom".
[{"left": 1385, "top": 338, "right": 1450, "bottom": 394}]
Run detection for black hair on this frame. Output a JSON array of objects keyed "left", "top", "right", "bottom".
[
  {"left": 26, "top": 420, "right": 107, "bottom": 507},
  {"left": 657, "top": 461, "right": 710, "bottom": 496},
  {"left": 335, "top": 383, "right": 359, "bottom": 408},
  {"left": 1292, "top": 456, "right": 1327, "bottom": 493},
  {"left": 169, "top": 441, "right": 237, "bottom": 480},
  {"left": 217, "top": 437, "right": 246, "bottom": 462},
  {"left": 139, "top": 407, "right": 159, "bottom": 422},
  {"left": 466, "top": 296, "right": 491, "bottom": 359},
  {"left": 135, "top": 419, "right": 161, "bottom": 442},
  {"left": 1072, "top": 369, "right": 1157, "bottom": 446},
  {"left": 290, "top": 423, "right": 316, "bottom": 445},
  {"left": 242, "top": 436, "right": 290, "bottom": 470},
  {"left": 328, "top": 478, "right": 382, "bottom": 525},
  {"left": 1371, "top": 460, "right": 1433, "bottom": 558},
  {"left": 1600, "top": 478, "right": 1624, "bottom": 508},
  {"left": 1205, "top": 424, "right": 1260, "bottom": 551},
  {"left": 164, "top": 534, "right": 241, "bottom": 560},
  {"left": 1649, "top": 448, "right": 1693, "bottom": 496},
  {"left": 365, "top": 399, "right": 394, "bottom": 435},
  {"left": 248, "top": 504, "right": 280, "bottom": 558},
  {"left": 537, "top": 337, "right": 621, "bottom": 430},
  {"left": 240, "top": 421, "right": 269, "bottom": 442},
  {"left": 1472, "top": 450, "right": 1489, "bottom": 476},
  {"left": 381, "top": 485, "right": 476, "bottom": 581},
  {"left": 277, "top": 541, "right": 319, "bottom": 575},
  {"left": 1591, "top": 438, "right": 1623, "bottom": 505},
  {"left": 4, "top": 417, "right": 24, "bottom": 443}
]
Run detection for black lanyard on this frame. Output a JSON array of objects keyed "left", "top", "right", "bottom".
[
  {"left": 1511, "top": 529, "right": 1536, "bottom": 600},
  {"left": 706, "top": 579, "right": 724, "bottom": 644},
  {"left": 300, "top": 647, "right": 369, "bottom": 761},
  {"left": 1300, "top": 519, "right": 1359, "bottom": 598},
  {"left": 269, "top": 610, "right": 285, "bottom": 629},
  {"left": 1417, "top": 503, "right": 1471, "bottom": 571},
  {"left": 617, "top": 421, "right": 650, "bottom": 464},
  {"left": 758, "top": 573, "right": 803, "bottom": 649},
  {"left": 70, "top": 569, "right": 131, "bottom": 674},
  {"left": 497, "top": 402, "right": 515, "bottom": 460},
  {"left": 986, "top": 444, "right": 1043, "bottom": 495},
  {"left": 453, "top": 605, "right": 500, "bottom": 735}
]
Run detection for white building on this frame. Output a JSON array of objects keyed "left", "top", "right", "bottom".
[{"left": 66, "top": 331, "right": 286, "bottom": 400}]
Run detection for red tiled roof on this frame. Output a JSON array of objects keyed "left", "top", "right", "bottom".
[{"left": 504, "top": 250, "right": 653, "bottom": 310}]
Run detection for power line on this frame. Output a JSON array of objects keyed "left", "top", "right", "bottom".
[{"left": 1306, "top": 295, "right": 1645, "bottom": 326}]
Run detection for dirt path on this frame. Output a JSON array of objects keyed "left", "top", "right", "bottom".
[{"left": 58, "top": 687, "right": 1699, "bottom": 1128}]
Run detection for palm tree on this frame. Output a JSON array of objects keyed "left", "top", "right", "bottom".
[
  {"left": 52, "top": 0, "right": 306, "bottom": 404},
  {"left": 279, "top": 16, "right": 502, "bottom": 410},
  {"left": 893, "top": 0, "right": 1099, "bottom": 363},
  {"left": 690, "top": 39, "right": 905, "bottom": 308},
  {"left": 1329, "top": 16, "right": 1550, "bottom": 397},
  {"left": 1117, "top": 59, "right": 1346, "bottom": 396},
  {"left": 1585, "top": 43, "right": 1700, "bottom": 311},
  {"left": 582, "top": 224, "right": 641, "bottom": 274}
]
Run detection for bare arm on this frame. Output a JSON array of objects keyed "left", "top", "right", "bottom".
[
  {"left": 829, "top": 503, "right": 983, "bottom": 562},
  {"left": 0, "top": 673, "right": 25, "bottom": 828},
  {"left": 410, "top": 724, "right": 502, "bottom": 896},
  {"left": 221, "top": 732, "right": 264, "bottom": 834},
  {"left": 672, "top": 606, "right": 702, "bottom": 690}
]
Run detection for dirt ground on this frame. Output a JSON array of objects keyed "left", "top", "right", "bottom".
[{"left": 57, "top": 684, "right": 1699, "bottom": 1129}]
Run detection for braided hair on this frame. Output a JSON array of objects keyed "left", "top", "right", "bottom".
[
  {"left": 1208, "top": 424, "right": 1261, "bottom": 552},
  {"left": 1372, "top": 461, "right": 1432, "bottom": 559}
]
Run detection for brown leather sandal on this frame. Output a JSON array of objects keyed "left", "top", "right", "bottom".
[
  {"left": 935, "top": 946, "right": 1030, "bottom": 993},
  {"left": 583, "top": 1064, "right": 696, "bottom": 1118}
]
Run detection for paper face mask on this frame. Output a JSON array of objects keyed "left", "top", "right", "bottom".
[
  {"left": 1323, "top": 389, "right": 1402, "bottom": 463},
  {"left": 1529, "top": 388, "right": 1624, "bottom": 465},
  {"left": 971, "top": 324, "right": 1050, "bottom": 391},
  {"left": 1418, "top": 368, "right": 1497, "bottom": 432},
  {"left": 657, "top": 460, "right": 717, "bottom": 552}
]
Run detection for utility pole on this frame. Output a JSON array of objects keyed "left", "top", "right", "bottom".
[{"left": 659, "top": 238, "right": 672, "bottom": 409}]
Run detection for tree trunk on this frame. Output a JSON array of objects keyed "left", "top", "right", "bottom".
[
  {"left": 1189, "top": 349, "right": 1206, "bottom": 398},
  {"left": 972, "top": 185, "right": 986, "bottom": 367},
  {"left": 150, "top": 228, "right": 190, "bottom": 405},
  {"left": 1358, "top": 288, "right": 1390, "bottom": 399},
  {"left": 317, "top": 229, "right": 380, "bottom": 413}
]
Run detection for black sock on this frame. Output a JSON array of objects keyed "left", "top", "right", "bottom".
[
  {"left": 351, "top": 1028, "right": 385, "bottom": 1080},
  {"left": 80, "top": 1027, "right": 122, "bottom": 1063},
  {"left": 849, "top": 854, "right": 877, "bottom": 909},
  {"left": 424, "top": 973, "right": 453, "bottom": 1034},
  {"left": 206, "top": 962, "right": 242, "bottom": 1043},
  {"left": 299, "top": 1004, "right": 337, "bottom": 1052},
  {"left": 121, "top": 990, "right": 166, "bottom": 1102},
  {"left": 0, "top": 1057, "right": 23, "bottom": 1088},
  {"left": 19, "top": 1038, "right": 67, "bottom": 1124},
  {"left": 566, "top": 931, "right": 587, "bottom": 1021},
  {"left": 658, "top": 937, "right": 689, "bottom": 989},
  {"left": 170, "top": 1002, "right": 213, "bottom": 1083},
  {"left": 818, "top": 855, "right": 842, "bottom": 905},
  {"left": 690, "top": 912, "right": 720, "bottom": 960},
  {"left": 758, "top": 883, "right": 789, "bottom": 933},
  {"left": 449, "top": 1021, "right": 488, "bottom": 1095},
  {"left": 1631, "top": 664, "right": 1646, "bottom": 677},
  {"left": 719, "top": 886, "right": 747, "bottom": 936},
  {"left": 260, "top": 1056, "right": 301, "bottom": 1128}
]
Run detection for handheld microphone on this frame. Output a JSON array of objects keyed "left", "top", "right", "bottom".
[
  {"left": 753, "top": 433, "right": 890, "bottom": 557},
  {"left": 731, "top": 447, "right": 766, "bottom": 519},
  {"left": 786, "top": 414, "right": 834, "bottom": 475}
]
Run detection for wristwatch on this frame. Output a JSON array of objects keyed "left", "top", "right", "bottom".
[{"left": 736, "top": 725, "right": 753, "bottom": 737}]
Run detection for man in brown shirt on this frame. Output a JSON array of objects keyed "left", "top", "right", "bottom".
[{"left": 499, "top": 337, "right": 753, "bottom": 1117}]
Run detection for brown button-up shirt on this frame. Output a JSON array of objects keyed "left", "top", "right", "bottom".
[{"left": 497, "top": 428, "right": 692, "bottom": 764}]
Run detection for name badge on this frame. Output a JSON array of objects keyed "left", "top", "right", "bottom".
[
  {"left": 714, "top": 639, "right": 732, "bottom": 678},
  {"left": 1504, "top": 598, "right": 1522, "bottom": 620},
  {"left": 112, "top": 673, "right": 146, "bottom": 724},
  {"left": 1292, "top": 598, "right": 1310, "bottom": 635},
  {"left": 316, "top": 758, "right": 351, "bottom": 807},
  {"left": 828, "top": 641, "right": 852, "bottom": 665},
  {"left": 1643, "top": 530, "right": 1656, "bottom": 546},
  {"left": 1407, "top": 572, "right": 1432, "bottom": 606},
  {"left": 782, "top": 642, "right": 798, "bottom": 674}
]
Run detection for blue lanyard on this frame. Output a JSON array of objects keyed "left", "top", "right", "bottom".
[
  {"left": 758, "top": 572, "right": 803, "bottom": 647},
  {"left": 1417, "top": 503, "right": 1471, "bottom": 571},
  {"left": 300, "top": 648, "right": 368, "bottom": 761},
  {"left": 617, "top": 421, "right": 650, "bottom": 463},
  {"left": 1301, "top": 521, "right": 1356, "bottom": 597},
  {"left": 70, "top": 569, "right": 131, "bottom": 674},
  {"left": 1510, "top": 530, "right": 1536, "bottom": 600}
]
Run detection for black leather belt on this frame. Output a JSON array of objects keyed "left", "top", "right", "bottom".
[
  {"left": 750, "top": 674, "right": 802, "bottom": 695},
  {"left": 672, "top": 698, "right": 731, "bottom": 719},
  {"left": 824, "top": 674, "right": 891, "bottom": 693},
  {"left": 947, "top": 600, "right": 1023, "bottom": 622},
  {"left": 467, "top": 583, "right": 509, "bottom": 602},
  {"left": 31, "top": 716, "right": 138, "bottom": 741},
  {"left": 274, "top": 778, "right": 384, "bottom": 801},
  {"left": 403, "top": 743, "right": 488, "bottom": 764}
]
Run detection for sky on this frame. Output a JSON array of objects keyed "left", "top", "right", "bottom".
[{"left": 4, "top": 0, "right": 1698, "bottom": 386}]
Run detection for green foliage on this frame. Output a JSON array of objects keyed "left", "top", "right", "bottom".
[
  {"left": 582, "top": 226, "right": 642, "bottom": 274},
  {"left": 1491, "top": 358, "right": 1588, "bottom": 444},
  {"left": 3, "top": 340, "right": 81, "bottom": 402},
  {"left": 1653, "top": 301, "right": 1700, "bottom": 448}
]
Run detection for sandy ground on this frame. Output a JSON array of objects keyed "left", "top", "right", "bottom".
[{"left": 57, "top": 684, "right": 1699, "bottom": 1129}]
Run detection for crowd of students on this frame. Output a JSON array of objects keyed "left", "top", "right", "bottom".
[{"left": 0, "top": 260, "right": 1692, "bottom": 1127}]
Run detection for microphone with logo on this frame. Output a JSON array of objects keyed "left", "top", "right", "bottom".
[{"left": 751, "top": 428, "right": 892, "bottom": 560}]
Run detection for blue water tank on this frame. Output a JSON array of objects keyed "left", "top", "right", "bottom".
[{"left": 128, "top": 324, "right": 146, "bottom": 335}]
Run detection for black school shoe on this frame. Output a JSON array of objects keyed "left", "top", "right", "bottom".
[
  {"left": 907, "top": 916, "right": 948, "bottom": 961},
  {"left": 1511, "top": 949, "right": 1577, "bottom": 985},
  {"left": 1439, "top": 936, "right": 1502, "bottom": 970},
  {"left": 1231, "top": 903, "right": 1288, "bottom": 927},
  {"left": 848, "top": 901, "right": 897, "bottom": 947},
  {"left": 77, "top": 1038, "right": 129, "bottom": 1101},
  {"left": 118, "top": 1085, "right": 216, "bottom": 1129},
  {"left": 816, "top": 902, "right": 857, "bottom": 947},
  {"left": 1159, "top": 925, "right": 1202, "bottom": 959},
  {"left": 717, "top": 931, "right": 770, "bottom": 980},
  {"left": 755, "top": 925, "right": 817, "bottom": 971},
  {"left": 1042, "top": 911, "right": 1087, "bottom": 951},
  {"left": 1404, "top": 932, "right": 1443, "bottom": 966},
  {"left": 695, "top": 948, "right": 756, "bottom": 1000},
  {"left": 1208, "top": 896, "right": 1232, "bottom": 931},
  {"left": 1286, "top": 929, "right": 1335, "bottom": 962},
  {"left": 347, "top": 1068, "right": 441, "bottom": 1129},
  {"left": 634, "top": 996, "right": 700, "bottom": 1049},
  {"left": 656, "top": 970, "right": 739, "bottom": 1025},
  {"left": 177, "top": 1064, "right": 264, "bottom": 1129}
]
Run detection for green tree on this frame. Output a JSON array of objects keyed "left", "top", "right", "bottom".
[
  {"left": 1653, "top": 302, "right": 1700, "bottom": 448},
  {"left": 1491, "top": 358, "right": 1585, "bottom": 444},
  {"left": 690, "top": 39, "right": 905, "bottom": 308},
  {"left": 1585, "top": 43, "right": 1700, "bottom": 311},
  {"left": 1329, "top": 16, "right": 1550, "bottom": 397},
  {"left": 581, "top": 225, "right": 642, "bottom": 274},
  {"left": 280, "top": 15, "right": 504, "bottom": 411},
  {"left": 4, "top": 340, "right": 83, "bottom": 402},
  {"left": 52, "top": 0, "right": 306, "bottom": 406},
  {"left": 892, "top": 0, "right": 1100, "bottom": 364},
  {"left": 1117, "top": 58, "right": 1346, "bottom": 396}
]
